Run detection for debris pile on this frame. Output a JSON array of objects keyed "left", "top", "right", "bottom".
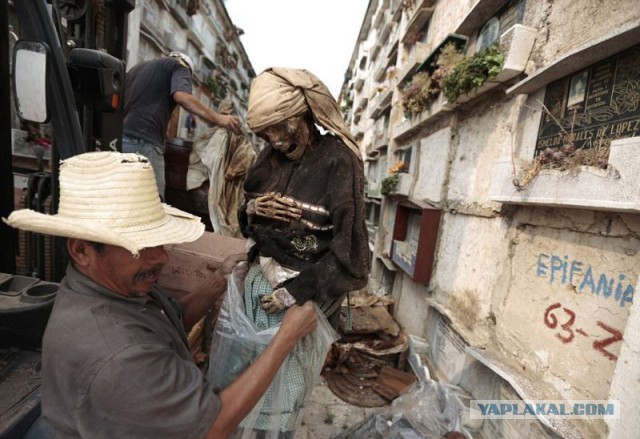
[
  {"left": 322, "top": 292, "right": 416, "bottom": 407},
  {"left": 323, "top": 292, "right": 471, "bottom": 438}
]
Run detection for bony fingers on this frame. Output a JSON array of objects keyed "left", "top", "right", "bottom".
[
  {"left": 272, "top": 208, "right": 296, "bottom": 217},
  {"left": 273, "top": 206, "right": 300, "bottom": 216},
  {"left": 280, "top": 195, "right": 301, "bottom": 206},
  {"left": 277, "top": 196, "right": 297, "bottom": 207},
  {"left": 261, "top": 301, "right": 280, "bottom": 314},
  {"left": 275, "top": 199, "right": 301, "bottom": 212},
  {"left": 276, "top": 204, "right": 302, "bottom": 216}
]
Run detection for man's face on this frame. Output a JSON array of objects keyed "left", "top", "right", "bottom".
[
  {"left": 79, "top": 242, "right": 169, "bottom": 297},
  {"left": 259, "top": 114, "right": 310, "bottom": 160}
]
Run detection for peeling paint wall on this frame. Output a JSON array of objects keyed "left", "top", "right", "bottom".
[
  {"left": 497, "top": 210, "right": 640, "bottom": 399},
  {"left": 392, "top": 273, "right": 432, "bottom": 336},
  {"left": 449, "top": 98, "right": 523, "bottom": 206},
  {"left": 538, "top": 0, "right": 637, "bottom": 66},
  {"left": 342, "top": 0, "right": 640, "bottom": 436},
  {"left": 413, "top": 127, "right": 452, "bottom": 204},
  {"left": 431, "top": 213, "right": 511, "bottom": 345},
  {"left": 607, "top": 276, "right": 640, "bottom": 438}
]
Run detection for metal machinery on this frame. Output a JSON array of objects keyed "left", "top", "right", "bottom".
[{"left": 0, "top": 1, "right": 133, "bottom": 436}]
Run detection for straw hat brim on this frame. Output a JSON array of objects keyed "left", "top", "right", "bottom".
[{"left": 4, "top": 204, "right": 205, "bottom": 256}]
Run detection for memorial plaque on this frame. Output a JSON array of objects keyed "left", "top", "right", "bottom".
[{"left": 536, "top": 44, "right": 640, "bottom": 154}]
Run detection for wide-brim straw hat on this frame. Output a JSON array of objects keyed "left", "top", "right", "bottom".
[{"left": 3, "top": 151, "right": 205, "bottom": 256}]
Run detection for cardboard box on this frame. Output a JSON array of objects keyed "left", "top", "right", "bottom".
[{"left": 159, "top": 231, "right": 247, "bottom": 298}]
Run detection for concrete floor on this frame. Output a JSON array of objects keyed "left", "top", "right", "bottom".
[{"left": 294, "top": 377, "right": 388, "bottom": 439}]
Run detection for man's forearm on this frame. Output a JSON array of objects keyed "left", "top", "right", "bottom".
[
  {"left": 205, "top": 331, "right": 295, "bottom": 438},
  {"left": 203, "top": 302, "right": 318, "bottom": 439},
  {"left": 173, "top": 91, "right": 224, "bottom": 126},
  {"left": 174, "top": 91, "right": 240, "bottom": 132}
]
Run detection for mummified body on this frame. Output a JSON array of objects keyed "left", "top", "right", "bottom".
[
  {"left": 240, "top": 113, "right": 370, "bottom": 312},
  {"left": 212, "top": 68, "right": 369, "bottom": 436}
]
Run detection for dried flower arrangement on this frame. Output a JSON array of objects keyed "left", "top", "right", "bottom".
[
  {"left": 431, "top": 42, "right": 465, "bottom": 91},
  {"left": 402, "top": 71, "right": 437, "bottom": 116},
  {"left": 515, "top": 141, "right": 611, "bottom": 190},
  {"left": 389, "top": 160, "right": 409, "bottom": 174},
  {"left": 401, "top": 43, "right": 464, "bottom": 117},
  {"left": 510, "top": 106, "right": 612, "bottom": 191}
]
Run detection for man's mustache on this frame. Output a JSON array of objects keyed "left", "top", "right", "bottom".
[{"left": 133, "top": 264, "right": 164, "bottom": 283}]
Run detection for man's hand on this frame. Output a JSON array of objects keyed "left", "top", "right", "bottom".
[
  {"left": 260, "top": 287, "right": 296, "bottom": 314},
  {"left": 219, "top": 253, "right": 248, "bottom": 279},
  {"left": 218, "top": 114, "right": 240, "bottom": 133},
  {"left": 280, "top": 301, "right": 317, "bottom": 342},
  {"left": 173, "top": 91, "right": 239, "bottom": 133},
  {"left": 251, "top": 192, "right": 302, "bottom": 222}
]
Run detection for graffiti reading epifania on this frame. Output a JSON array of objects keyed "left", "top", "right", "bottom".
[{"left": 536, "top": 253, "right": 634, "bottom": 308}]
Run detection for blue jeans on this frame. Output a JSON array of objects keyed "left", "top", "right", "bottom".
[{"left": 122, "top": 135, "right": 165, "bottom": 198}]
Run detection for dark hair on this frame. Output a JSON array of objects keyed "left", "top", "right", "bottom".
[{"left": 88, "top": 241, "right": 106, "bottom": 254}]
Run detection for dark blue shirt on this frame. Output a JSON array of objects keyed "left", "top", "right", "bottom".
[{"left": 123, "top": 57, "right": 192, "bottom": 147}]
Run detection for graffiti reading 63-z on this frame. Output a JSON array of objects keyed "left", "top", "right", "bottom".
[
  {"left": 543, "top": 303, "right": 622, "bottom": 361},
  {"left": 592, "top": 321, "right": 623, "bottom": 361},
  {"left": 543, "top": 303, "right": 575, "bottom": 343}
]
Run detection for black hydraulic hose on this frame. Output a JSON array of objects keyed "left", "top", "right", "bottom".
[
  {"left": 33, "top": 174, "right": 51, "bottom": 278},
  {"left": 24, "top": 174, "right": 40, "bottom": 277}
]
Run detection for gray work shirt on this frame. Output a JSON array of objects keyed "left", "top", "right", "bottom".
[{"left": 42, "top": 264, "right": 221, "bottom": 439}]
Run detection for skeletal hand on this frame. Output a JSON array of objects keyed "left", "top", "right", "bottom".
[
  {"left": 260, "top": 287, "right": 296, "bottom": 314},
  {"left": 251, "top": 192, "right": 302, "bottom": 222}
]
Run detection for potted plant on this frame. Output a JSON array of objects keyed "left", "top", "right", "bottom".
[
  {"left": 380, "top": 161, "right": 408, "bottom": 196},
  {"left": 443, "top": 43, "right": 505, "bottom": 103}
]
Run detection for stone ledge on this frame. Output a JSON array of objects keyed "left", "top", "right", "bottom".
[
  {"left": 455, "top": 24, "right": 537, "bottom": 105},
  {"left": 392, "top": 93, "right": 455, "bottom": 141},
  {"left": 489, "top": 137, "right": 640, "bottom": 213},
  {"left": 507, "top": 22, "right": 640, "bottom": 96}
]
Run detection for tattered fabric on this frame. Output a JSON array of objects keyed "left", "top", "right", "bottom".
[{"left": 247, "top": 67, "right": 361, "bottom": 160}]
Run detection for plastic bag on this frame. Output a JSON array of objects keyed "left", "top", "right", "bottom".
[
  {"left": 331, "top": 380, "right": 471, "bottom": 439},
  {"left": 208, "top": 265, "right": 339, "bottom": 439}
]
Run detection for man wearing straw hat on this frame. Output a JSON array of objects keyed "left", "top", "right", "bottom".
[
  {"left": 209, "top": 68, "right": 369, "bottom": 436},
  {"left": 3, "top": 151, "right": 317, "bottom": 439}
]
